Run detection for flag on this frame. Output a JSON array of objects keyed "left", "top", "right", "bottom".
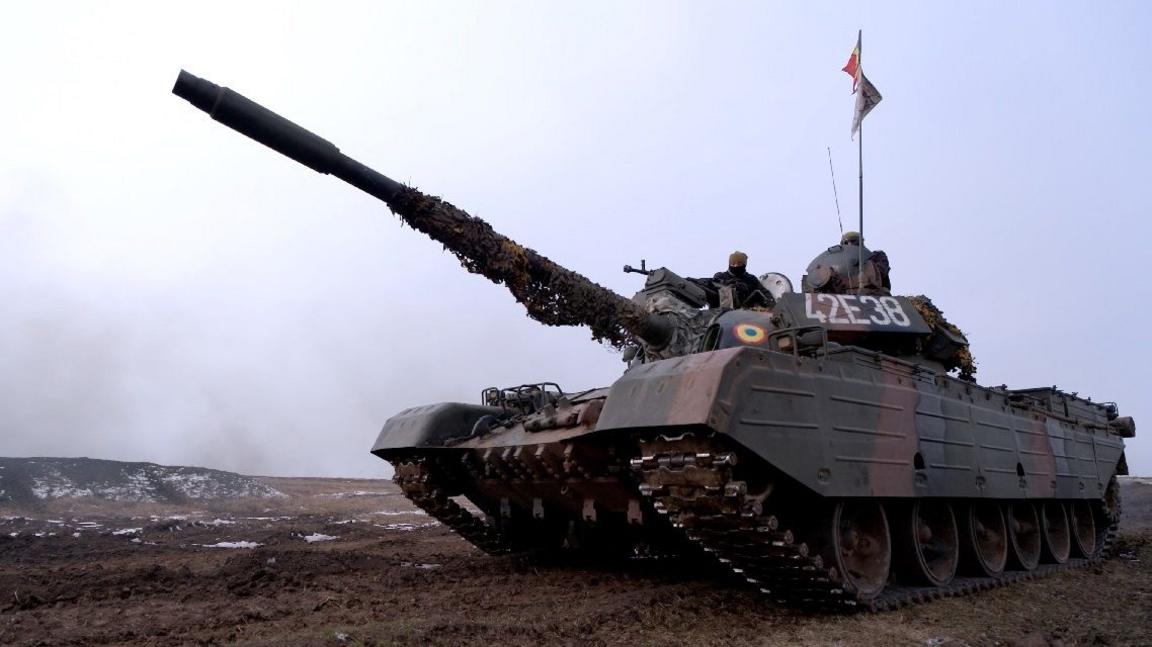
[
  {"left": 842, "top": 33, "right": 861, "bottom": 91},
  {"left": 851, "top": 73, "right": 882, "bottom": 138},
  {"left": 842, "top": 31, "right": 882, "bottom": 138}
]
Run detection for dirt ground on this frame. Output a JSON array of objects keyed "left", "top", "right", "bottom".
[{"left": 1, "top": 477, "right": 1150, "bottom": 647}]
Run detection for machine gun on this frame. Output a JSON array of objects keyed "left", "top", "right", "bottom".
[{"left": 622, "top": 259, "right": 652, "bottom": 276}]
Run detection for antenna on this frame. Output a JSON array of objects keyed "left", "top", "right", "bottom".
[{"left": 827, "top": 146, "right": 843, "bottom": 236}]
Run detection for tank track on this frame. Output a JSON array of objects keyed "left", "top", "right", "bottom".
[
  {"left": 392, "top": 457, "right": 511, "bottom": 555},
  {"left": 631, "top": 432, "right": 1120, "bottom": 612}
]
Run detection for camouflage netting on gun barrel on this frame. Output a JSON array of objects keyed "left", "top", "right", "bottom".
[
  {"left": 387, "top": 187, "right": 647, "bottom": 348},
  {"left": 909, "top": 295, "right": 977, "bottom": 381}
]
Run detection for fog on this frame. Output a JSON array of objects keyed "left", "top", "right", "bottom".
[{"left": 1, "top": 2, "right": 1148, "bottom": 477}]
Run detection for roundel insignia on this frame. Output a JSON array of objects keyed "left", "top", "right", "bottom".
[{"left": 733, "top": 323, "right": 768, "bottom": 345}]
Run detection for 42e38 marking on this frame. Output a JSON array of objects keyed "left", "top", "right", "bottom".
[{"left": 803, "top": 293, "right": 912, "bottom": 327}]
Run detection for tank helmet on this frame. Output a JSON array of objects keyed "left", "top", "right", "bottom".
[
  {"left": 841, "top": 231, "right": 861, "bottom": 245},
  {"left": 729, "top": 251, "right": 748, "bottom": 267}
]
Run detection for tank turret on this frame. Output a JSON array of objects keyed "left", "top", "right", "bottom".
[{"left": 802, "top": 240, "right": 892, "bottom": 295}]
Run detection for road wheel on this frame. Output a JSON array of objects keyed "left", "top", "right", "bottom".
[
  {"left": 1040, "top": 502, "right": 1071, "bottom": 564},
  {"left": 1068, "top": 500, "right": 1098, "bottom": 558},
  {"left": 1006, "top": 503, "right": 1041, "bottom": 571},
  {"left": 828, "top": 501, "right": 892, "bottom": 601},
  {"left": 960, "top": 502, "right": 1007, "bottom": 577},
  {"left": 895, "top": 500, "right": 959, "bottom": 586}
]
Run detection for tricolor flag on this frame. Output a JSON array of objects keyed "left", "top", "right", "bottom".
[
  {"left": 842, "top": 36, "right": 861, "bottom": 91},
  {"left": 842, "top": 31, "right": 882, "bottom": 138}
]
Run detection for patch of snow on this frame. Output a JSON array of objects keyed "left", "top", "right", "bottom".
[
  {"left": 130, "top": 538, "right": 141, "bottom": 543},
  {"left": 244, "top": 516, "right": 294, "bottom": 521},
  {"left": 401, "top": 561, "right": 441, "bottom": 570},
  {"left": 21, "top": 460, "right": 285, "bottom": 502},
  {"left": 72, "top": 532, "right": 80, "bottom": 538},
  {"left": 46, "top": 519, "right": 65, "bottom": 524},
  {"left": 302, "top": 533, "right": 338, "bottom": 543},
  {"left": 31, "top": 473, "right": 95, "bottom": 499},
  {"left": 29, "top": 467, "right": 87, "bottom": 498},
  {"left": 8, "top": 532, "right": 17, "bottom": 538},
  {"left": 163, "top": 471, "right": 282, "bottom": 499},
  {"left": 200, "top": 541, "right": 262, "bottom": 549},
  {"left": 374, "top": 522, "right": 439, "bottom": 532},
  {"left": 112, "top": 528, "right": 142, "bottom": 536},
  {"left": 372, "top": 510, "right": 427, "bottom": 517},
  {"left": 191, "top": 518, "right": 235, "bottom": 526},
  {"left": 77, "top": 522, "right": 102, "bottom": 528},
  {"left": 322, "top": 490, "right": 387, "bottom": 498}
]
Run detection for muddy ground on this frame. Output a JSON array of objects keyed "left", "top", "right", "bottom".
[{"left": 1, "top": 477, "right": 1150, "bottom": 646}]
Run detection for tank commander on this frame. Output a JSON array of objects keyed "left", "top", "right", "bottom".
[
  {"left": 691, "top": 251, "right": 774, "bottom": 309},
  {"left": 840, "top": 231, "right": 891, "bottom": 295}
]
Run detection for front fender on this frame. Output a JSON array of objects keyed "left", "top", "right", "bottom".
[{"left": 371, "top": 402, "right": 503, "bottom": 455}]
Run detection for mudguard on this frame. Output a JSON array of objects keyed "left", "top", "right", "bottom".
[{"left": 372, "top": 403, "right": 503, "bottom": 453}]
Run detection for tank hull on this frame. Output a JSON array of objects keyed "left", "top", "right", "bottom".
[
  {"left": 373, "top": 345, "right": 1127, "bottom": 609},
  {"left": 594, "top": 346, "right": 1124, "bottom": 500},
  {"left": 375, "top": 346, "right": 1125, "bottom": 503}
]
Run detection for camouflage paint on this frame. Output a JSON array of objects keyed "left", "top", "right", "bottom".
[{"left": 594, "top": 346, "right": 1125, "bottom": 500}]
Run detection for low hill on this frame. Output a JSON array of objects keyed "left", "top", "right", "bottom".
[
  {"left": 0, "top": 457, "right": 283, "bottom": 507},
  {"left": 1120, "top": 475, "right": 1152, "bottom": 531}
]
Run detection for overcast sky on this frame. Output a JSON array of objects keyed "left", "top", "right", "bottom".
[{"left": 1, "top": 2, "right": 1148, "bottom": 478}]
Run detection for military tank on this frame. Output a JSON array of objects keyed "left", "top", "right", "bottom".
[{"left": 172, "top": 70, "right": 1134, "bottom": 611}]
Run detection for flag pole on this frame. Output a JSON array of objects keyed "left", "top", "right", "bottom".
[{"left": 857, "top": 30, "right": 864, "bottom": 294}]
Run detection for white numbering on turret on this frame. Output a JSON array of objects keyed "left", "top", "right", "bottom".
[{"left": 804, "top": 294, "right": 911, "bottom": 327}]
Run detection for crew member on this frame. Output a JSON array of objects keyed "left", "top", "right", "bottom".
[
  {"left": 840, "top": 232, "right": 891, "bottom": 294},
  {"left": 709, "top": 251, "right": 773, "bottom": 308}
]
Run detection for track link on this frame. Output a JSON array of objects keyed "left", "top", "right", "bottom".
[
  {"left": 392, "top": 457, "right": 511, "bottom": 555},
  {"left": 632, "top": 433, "right": 1120, "bottom": 612}
]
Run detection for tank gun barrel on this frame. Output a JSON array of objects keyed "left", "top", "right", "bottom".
[
  {"left": 173, "top": 70, "right": 404, "bottom": 203},
  {"left": 172, "top": 71, "right": 667, "bottom": 348}
]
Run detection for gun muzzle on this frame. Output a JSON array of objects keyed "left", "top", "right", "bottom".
[{"left": 172, "top": 70, "right": 403, "bottom": 202}]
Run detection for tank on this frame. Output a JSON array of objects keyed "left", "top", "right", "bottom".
[{"left": 172, "top": 70, "right": 1135, "bottom": 611}]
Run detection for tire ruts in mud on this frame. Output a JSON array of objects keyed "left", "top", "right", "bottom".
[
  {"left": 631, "top": 434, "right": 1120, "bottom": 613},
  {"left": 392, "top": 458, "right": 511, "bottom": 555}
]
